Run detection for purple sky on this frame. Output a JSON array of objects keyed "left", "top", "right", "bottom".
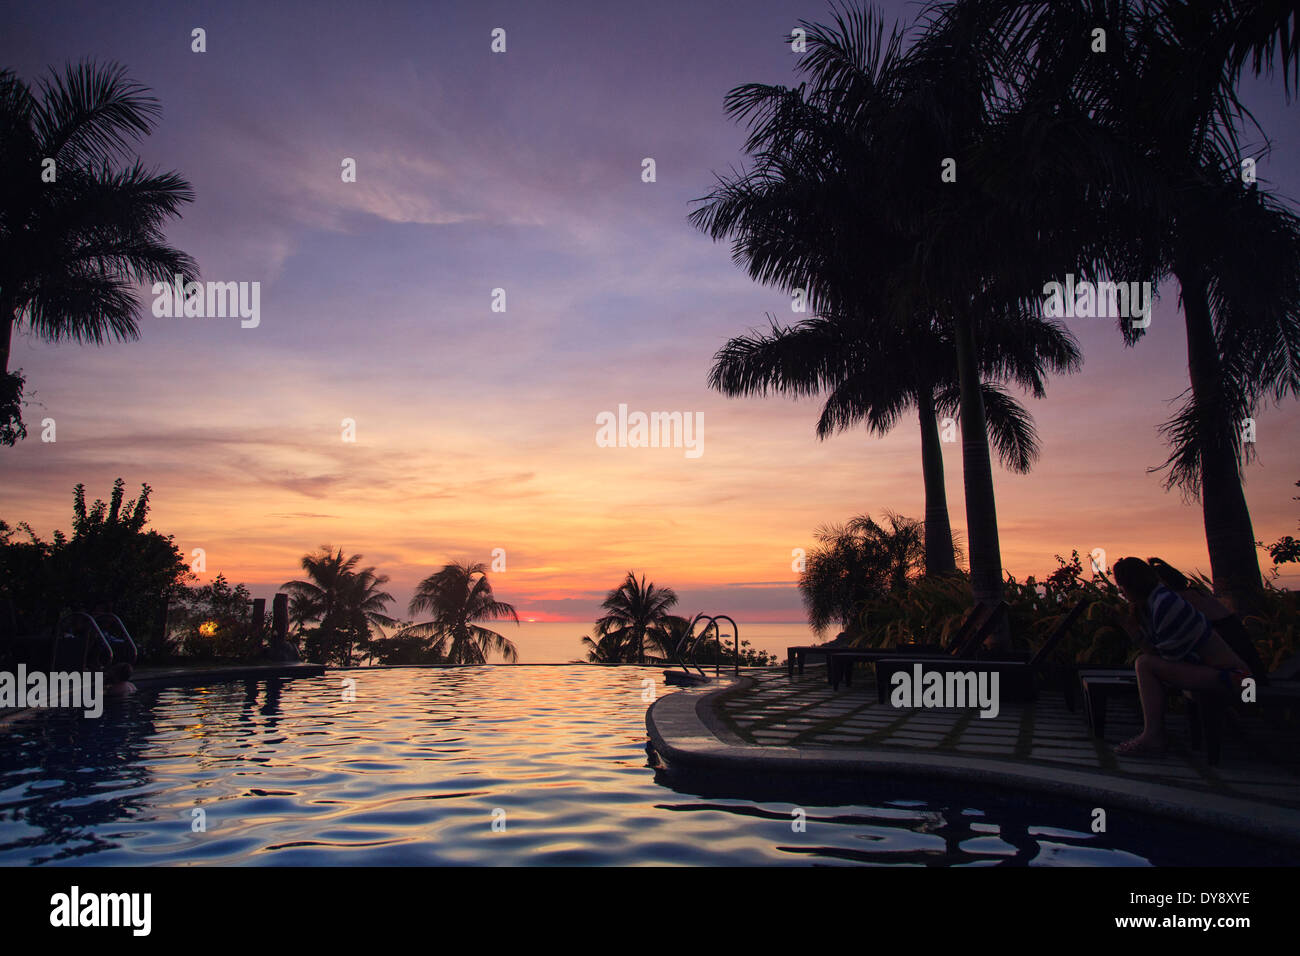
[{"left": 2, "top": 0, "right": 1298, "bottom": 624}]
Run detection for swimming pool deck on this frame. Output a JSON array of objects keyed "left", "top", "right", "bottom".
[{"left": 646, "top": 666, "right": 1300, "bottom": 847}]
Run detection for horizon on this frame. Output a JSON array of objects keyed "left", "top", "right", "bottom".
[{"left": 2, "top": 0, "right": 1298, "bottom": 627}]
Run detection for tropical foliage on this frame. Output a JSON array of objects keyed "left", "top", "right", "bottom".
[
  {"left": 695, "top": 0, "right": 1300, "bottom": 622},
  {"left": 392, "top": 562, "right": 520, "bottom": 664},
  {"left": 282, "top": 546, "right": 397, "bottom": 666},
  {"left": 167, "top": 573, "right": 260, "bottom": 660},
  {"left": 1263, "top": 480, "right": 1300, "bottom": 566},
  {"left": 0, "top": 62, "right": 196, "bottom": 441},
  {"left": 0, "top": 478, "right": 188, "bottom": 659},
  {"left": 586, "top": 572, "right": 685, "bottom": 663},
  {"left": 798, "top": 512, "right": 927, "bottom": 635}
]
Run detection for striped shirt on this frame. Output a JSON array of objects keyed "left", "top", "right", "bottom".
[{"left": 1147, "top": 584, "right": 1212, "bottom": 661}]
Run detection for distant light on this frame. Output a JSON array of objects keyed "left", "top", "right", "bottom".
[{"left": 199, "top": 620, "right": 218, "bottom": 637}]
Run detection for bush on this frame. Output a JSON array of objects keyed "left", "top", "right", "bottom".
[
  {"left": 693, "top": 634, "right": 778, "bottom": 667},
  {"left": 167, "top": 574, "right": 262, "bottom": 661},
  {"left": 0, "top": 480, "right": 189, "bottom": 660},
  {"left": 848, "top": 549, "right": 1296, "bottom": 676}
]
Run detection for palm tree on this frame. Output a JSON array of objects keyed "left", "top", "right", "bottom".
[
  {"left": 1127, "top": 0, "right": 1299, "bottom": 614},
  {"left": 709, "top": 308, "right": 1078, "bottom": 576},
  {"left": 592, "top": 572, "right": 682, "bottom": 663},
  {"left": 692, "top": 6, "right": 1082, "bottom": 629},
  {"left": 338, "top": 566, "right": 398, "bottom": 664},
  {"left": 1218, "top": 0, "right": 1300, "bottom": 95},
  {"left": 282, "top": 546, "right": 395, "bottom": 666},
  {"left": 954, "top": 0, "right": 1300, "bottom": 613},
  {"left": 397, "top": 562, "right": 519, "bottom": 664},
  {"left": 799, "top": 512, "right": 926, "bottom": 635},
  {"left": 581, "top": 631, "right": 631, "bottom": 663},
  {"left": 0, "top": 62, "right": 197, "bottom": 440}
]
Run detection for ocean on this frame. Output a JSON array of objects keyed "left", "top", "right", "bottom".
[{"left": 456, "top": 620, "right": 821, "bottom": 663}]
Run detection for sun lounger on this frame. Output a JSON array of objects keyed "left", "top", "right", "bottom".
[
  {"left": 873, "top": 599, "right": 1088, "bottom": 703},
  {"left": 825, "top": 601, "right": 1009, "bottom": 691},
  {"left": 786, "top": 604, "right": 999, "bottom": 681},
  {"left": 785, "top": 633, "right": 853, "bottom": 678}
]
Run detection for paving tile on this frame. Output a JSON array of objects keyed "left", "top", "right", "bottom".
[{"left": 710, "top": 672, "right": 1300, "bottom": 813}]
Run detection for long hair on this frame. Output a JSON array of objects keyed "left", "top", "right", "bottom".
[
  {"left": 1113, "top": 557, "right": 1159, "bottom": 600},
  {"left": 1147, "top": 556, "right": 1191, "bottom": 592}
]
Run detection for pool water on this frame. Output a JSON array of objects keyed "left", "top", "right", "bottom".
[{"left": 0, "top": 667, "right": 1283, "bottom": 865}]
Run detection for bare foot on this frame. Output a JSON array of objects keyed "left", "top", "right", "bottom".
[{"left": 1115, "top": 735, "right": 1166, "bottom": 757}]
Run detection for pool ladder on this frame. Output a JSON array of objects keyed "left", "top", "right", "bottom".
[{"left": 664, "top": 613, "right": 739, "bottom": 686}]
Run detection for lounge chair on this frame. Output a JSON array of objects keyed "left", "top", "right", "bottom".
[
  {"left": 873, "top": 599, "right": 1089, "bottom": 703},
  {"left": 1076, "top": 654, "right": 1300, "bottom": 765},
  {"left": 824, "top": 601, "right": 1009, "bottom": 691},
  {"left": 786, "top": 631, "right": 855, "bottom": 678}
]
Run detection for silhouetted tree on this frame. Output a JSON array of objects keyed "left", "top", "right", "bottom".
[
  {"left": 0, "top": 62, "right": 196, "bottom": 441},
  {"left": 592, "top": 572, "right": 683, "bottom": 663},
  {"left": 709, "top": 311, "right": 1075, "bottom": 576},
  {"left": 0, "top": 478, "right": 187, "bottom": 657},
  {"left": 396, "top": 562, "right": 519, "bottom": 664},
  {"left": 799, "top": 512, "right": 926, "bottom": 635},
  {"left": 282, "top": 546, "right": 395, "bottom": 666}
]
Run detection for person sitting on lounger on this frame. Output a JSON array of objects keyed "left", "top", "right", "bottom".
[
  {"left": 1146, "top": 556, "right": 1269, "bottom": 682},
  {"left": 1111, "top": 557, "right": 1252, "bottom": 756}
]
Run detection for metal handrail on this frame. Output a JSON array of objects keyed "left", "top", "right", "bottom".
[
  {"left": 670, "top": 614, "right": 708, "bottom": 677},
  {"left": 711, "top": 614, "right": 740, "bottom": 676},
  {"left": 672, "top": 613, "right": 741, "bottom": 678},
  {"left": 93, "top": 612, "right": 139, "bottom": 665},
  {"left": 53, "top": 612, "right": 114, "bottom": 672}
]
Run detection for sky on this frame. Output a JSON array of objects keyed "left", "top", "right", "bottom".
[{"left": 2, "top": 0, "right": 1298, "bottom": 626}]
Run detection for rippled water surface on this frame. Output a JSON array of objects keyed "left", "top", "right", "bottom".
[{"left": 0, "top": 667, "right": 1279, "bottom": 865}]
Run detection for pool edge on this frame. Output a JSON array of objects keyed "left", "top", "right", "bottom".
[{"left": 645, "top": 675, "right": 1300, "bottom": 850}]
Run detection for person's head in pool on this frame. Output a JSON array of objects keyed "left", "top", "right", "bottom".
[
  {"left": 105, "top": 661, "right": 135, "bottom": 697},
  {"left": 107, "top": 661, "right": 132, "bottom": 682}
]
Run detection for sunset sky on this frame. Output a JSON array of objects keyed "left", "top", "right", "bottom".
[{"left": 3, "top": 0, "right": 1298, "bottom": 624}]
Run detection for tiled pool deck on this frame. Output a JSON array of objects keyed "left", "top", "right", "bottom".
[
  {"left": 647, "top": 665, "right": 1300, "bottom": 844},
  {"left": 716, "top": 667, "right": 1300, "bottom": 806}
]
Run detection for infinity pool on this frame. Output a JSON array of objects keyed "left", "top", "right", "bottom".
[{"left": 0, "top": 667, "right": 1283, "bottom": 865}]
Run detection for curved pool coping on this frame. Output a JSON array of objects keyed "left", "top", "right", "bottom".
[{"left": 646, "top": 676, "right": 1300, "bottom": 849}]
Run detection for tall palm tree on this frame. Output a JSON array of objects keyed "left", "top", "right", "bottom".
[
  {"left": 0, "top": 62, "right": 197, "bottom": 440},
  {"left": 956, "top": 0, "right": 1300, "bottom": 613},
  {"left": 593, "top": 572, "right": 682, "bottom": 664},
  {"left": 397, "top": 562, "right": 519, "bottom": 664},
  {"left": 1134, "top": 0, "right": 1299, "bottom": 614},
  {"left": 282, "top": 546, "right": 395, "bottom": 666},
  {"left": 692, "top": 6, "right": 1082, "bottom": 629},
  {"left": 709, "top": 308, "right": 1079, "bottom": 576}
]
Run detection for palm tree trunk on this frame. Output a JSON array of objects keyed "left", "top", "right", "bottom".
[
  {"left": 1178, "top": 266, "right": 1264, "bottom": 615},
  {"left": 952, "top": 310, "right": 1007, "bottom": 646},
  {"left": 1, "top": 304, "right": 13, "bottom": 375},
  {"left": 917, "top": 388, "right": 958, "bottom": 576}
]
